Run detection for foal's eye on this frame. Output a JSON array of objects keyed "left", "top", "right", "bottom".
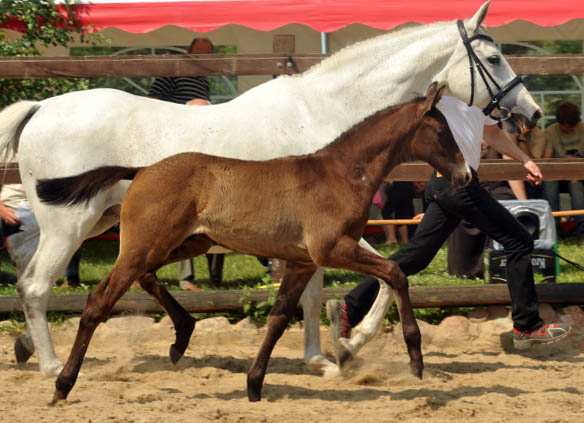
[
  {"left": 438, "top": 129, "right": 449, "bottom": 138},
  {"left": 487, "top": 55, "right": 501, "bottom": 65}
]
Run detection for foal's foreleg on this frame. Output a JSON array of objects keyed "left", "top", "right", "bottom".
[
  {"left": 52, "top": 269, "right": 137, "bottom": 404},
  {"left": 137, "top": 273, "right": 195, "bottom": 364},
  {"left": 315, "top": 237, "right": 422, "bottom": 378},
  {"left": 247, "top": 261, "right": 317, "bottom": 402}
]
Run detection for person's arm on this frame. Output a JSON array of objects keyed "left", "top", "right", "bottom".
[
  {"left": 0, "top": 200, "right": 20, "bottom": 226},
  {"left": 483, "top": 124, "right": 542, "bottom": 186}
]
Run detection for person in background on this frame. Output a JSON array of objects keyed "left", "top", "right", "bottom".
[
  {"left": 148, "top": 38, "right": 224, "bottom": 290},
  {"left": 327, "top": 95, "right": 571, "bottom": 355},
  {"left": 380, "top": 181, "right": 416, "bottom": 245},
  {"left": 0, "top": 183, "right": 81, "bottom": 287},
  {"left": 542, "top": 102, "right": 584, "bottom": 241}
]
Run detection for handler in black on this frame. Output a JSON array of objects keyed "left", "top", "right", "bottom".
[{"left": 327, "top": 95, "right": 571, "bottom": 355}]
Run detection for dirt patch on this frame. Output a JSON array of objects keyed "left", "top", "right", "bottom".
[{"left": 0, "top": 316, "right": 582, "bottom": 423}]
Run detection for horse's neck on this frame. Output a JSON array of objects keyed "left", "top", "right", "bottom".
[{"left": 301, "top": 23, "right": 455, "bottom": 124}]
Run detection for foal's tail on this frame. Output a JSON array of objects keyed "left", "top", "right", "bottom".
[
  {"left": 36, "top": 166, "right": 141, "bottom": 207},
  {"left": 0, "top": 101, "right": 41, "bottom": 163}
]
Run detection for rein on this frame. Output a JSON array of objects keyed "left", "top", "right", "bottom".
[{"left": 456, "top": 20, "right": 524, "bottom": 120}]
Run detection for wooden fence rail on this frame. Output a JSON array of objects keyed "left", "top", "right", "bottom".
[
  {"left": 2, "top": 159, "right": 584, "bottom": 185},
  {"left": 1, "top": 54, "right": 583, "bottom": 78},
  {"left": 1, "top": 284, "right": 583, "bottom": 314}
]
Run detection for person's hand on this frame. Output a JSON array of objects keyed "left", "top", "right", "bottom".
[
  {"left": 0, "top": 204, "right": 20, "bottom": 226},
  {"left": 413, "top": 213, "right": 425, "bottom": 220},
  {"left": 524, "top": 160, "right": 542, "bottom": 186}
]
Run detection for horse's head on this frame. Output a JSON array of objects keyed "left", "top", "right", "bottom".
[
  {"left": 444, "top": 1, "right": 542, "bottom": 131},
  {"left": 411, "top": 83, "right": 471, "bottom": 189}
]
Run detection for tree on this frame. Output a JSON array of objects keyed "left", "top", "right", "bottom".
[{"left": 0, "top": 0, "right": 98, "bottom": 107}]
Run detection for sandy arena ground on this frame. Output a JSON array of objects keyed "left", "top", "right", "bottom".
[{"left": 0, "top": 311, "right": 583, "bottom": 423}]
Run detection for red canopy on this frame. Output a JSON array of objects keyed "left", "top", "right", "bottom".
[{"left": 67, "top": 0, "right": 583, "bottom": 34}]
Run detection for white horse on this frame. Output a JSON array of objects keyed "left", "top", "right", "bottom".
[{"left": 0, "top": 1, "right": 540, "bottom": 377}]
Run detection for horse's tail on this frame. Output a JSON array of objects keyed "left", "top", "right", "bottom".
[
  {"left": 0, "top": 101, "right": 41, "bottom": 163},
  {"left": 36, "top": 166, "right": 141, "bottom": 207}
]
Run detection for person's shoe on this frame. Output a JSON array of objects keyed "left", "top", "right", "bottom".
[
  {"left": 61, "top": 275, "right": 81, "bottom": 290},
  {"left": 326, "top": 299, "right": 352, "bottom": 342},
  {"left": 513, "top": 323, "right": 572, "bottom": 350},
  {"left": 180, "top": 280, "right": 201, "bottom": 291}
]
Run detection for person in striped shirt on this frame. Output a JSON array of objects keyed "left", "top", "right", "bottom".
[{"left": 148, "top": 38, "right": 224, "bottom": 290}]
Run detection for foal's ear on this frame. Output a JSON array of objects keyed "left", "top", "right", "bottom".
[
  {"left": 467, "top": 1, "right": 490, "bottom": 34},
  {"left": 423, "top": 82, "right": 445, "bottom": 112}
]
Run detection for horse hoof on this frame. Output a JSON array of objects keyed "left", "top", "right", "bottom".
[
  {"left": 247, "top": 388, "right": 261, "bottom": 402},
  {"left": 169, "top": 344, "right": 183, "bottom": 364},
  {"left": 337, "top": 348, "right": 354, "bottom": 370},
  {"left": 14, "top": 335, "right": 34, "bottom": 364}
]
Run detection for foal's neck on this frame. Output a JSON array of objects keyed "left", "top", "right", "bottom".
[{"left": 320, "top": 101, "right": 422, "bottom": 198}]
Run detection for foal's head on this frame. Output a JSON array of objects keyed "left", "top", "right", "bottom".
[{"left": 410, "top": 83, "right": 471, "bottom": 188}]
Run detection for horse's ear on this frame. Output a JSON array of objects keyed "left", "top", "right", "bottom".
[{"left": 467, "top": 1, "right": 490, "bottom": 34}]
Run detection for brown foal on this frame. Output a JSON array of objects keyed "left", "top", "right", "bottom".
[{"left": 37, "top": 82, "right": 470, "bottom": 403}]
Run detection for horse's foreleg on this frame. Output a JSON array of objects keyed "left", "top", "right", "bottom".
[
  {"left": 299, "top": 267, "right": 338, "bottom": 377},
  {"left": 340, "top": 238, "right": 394, "bottom": 363},
  {"left": 315, "top": 236, "right": 422, "bottom": 378},
  {"left": 52, "top": 267, "right": 137, "bottom": 404},
  {"left": 247, "top": 261, "right": 317, "bottom": 402},
  {"left": 137, "top": 272, "right": 195, "bottom": 364}
]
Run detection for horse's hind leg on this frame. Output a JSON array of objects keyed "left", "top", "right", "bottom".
[
  {"left": 339, "top": 238, "right": 394, "bottom": 365},
  {"left": 247, "top": 261, "right": 317, "bottom": 402},
  {"left": 314, "top": 236, "right": 422, "bottom": 378},
  {"left": 299, "top": 267, "right": 338, "bottom": 377},
  {"left": 15, "top": 229, "right": 86, "bottom": 377},
  {"left": 137, "top": 272, "right": 195, "bottom": 364}
]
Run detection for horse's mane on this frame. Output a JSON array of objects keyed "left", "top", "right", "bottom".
[{"left": 303, "top": 20, "right": 453, "bottom": 78}]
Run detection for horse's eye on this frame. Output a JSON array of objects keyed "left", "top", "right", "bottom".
[
  {"left": 487, "top": 55, "right": 500, "bottom": 65},
  {"left": 438, "top": 129, "right": 449, "bottom": 138}
]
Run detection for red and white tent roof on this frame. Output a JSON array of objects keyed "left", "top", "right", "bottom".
[{"left": 69, "top": 0, "right": 583, "bottom": 34}]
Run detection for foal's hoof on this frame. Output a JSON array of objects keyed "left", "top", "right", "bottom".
[
  {"left": 410, "top": 362, "right": 424, "bottom": 379},
  {"left": 50, "top": 390, "right": 68, "bottom": 406},
  {"left": 169, "top": 344, "right": 184, "bottom": 365},
  {"left": 14, "top": 335, "right": 34, "bottom": 364}
]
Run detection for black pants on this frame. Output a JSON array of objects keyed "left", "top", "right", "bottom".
[{"left": 346, "top": 170, "right": 544, "bottom": 332}]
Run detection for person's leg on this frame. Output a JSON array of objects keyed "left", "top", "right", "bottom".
[
  {"left": 568, "top": 180, "right": 584, "bottom": 238},
  {"left": 543, "top": 180, "right": 560, "bottom": 211},
  {"left": 339, "top": 174, "right": 461, "bottom": 329},
  {"left": 206, "top": 253, "right": 224, "bottom": 287},
  {"left": 178, "top": 259, "right": 197, "bottom": 290},
  {"left": 63, "top": 248, "right": 82, "bottom": 287}
]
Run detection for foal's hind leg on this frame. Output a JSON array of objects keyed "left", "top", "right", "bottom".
[
  {"left": 137, "top": 273, "right": 196, "bottom": 364},
  {"left": 247, "top": 261, "right": 318, "bottom": 402},
  {"left": 314, "top": 236, "right": 422, "bottom": 378},
  {"left": 52, "top": 264, "right": 141, "bottom": 404},
  {"left": 137, "top": 236, "right": 214, "bottom": 364}
]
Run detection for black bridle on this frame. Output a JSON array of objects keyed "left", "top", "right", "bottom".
[{"left": 457, "top": 20, "right": 524, "bottom": 120}]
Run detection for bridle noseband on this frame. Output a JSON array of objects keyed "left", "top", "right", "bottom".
[{"left": 457, "top": 20, "right": 524, "bottom": 120}]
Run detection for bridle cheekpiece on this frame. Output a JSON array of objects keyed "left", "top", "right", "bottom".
[{"left": 457, "top": 20, "right": 524, "bottom": 120}]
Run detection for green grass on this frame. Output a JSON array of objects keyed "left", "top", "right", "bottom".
[{"left": 0, "top": 235, "right": 583, "bottom": 324}]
